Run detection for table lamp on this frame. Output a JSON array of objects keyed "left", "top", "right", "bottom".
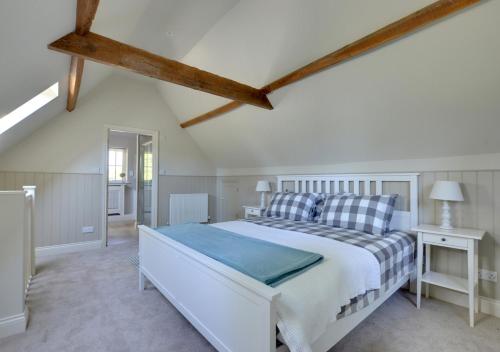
[
  {"left": 429, "top": 180, "right": 464, "bottom": 229},
  {"left": 256, "top": 180, "right": 271, "bottom": 209}
]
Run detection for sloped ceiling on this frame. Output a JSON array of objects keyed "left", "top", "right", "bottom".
[
  {"left": 2, "top": 0, "right": 499, "bottom": 171},
  {"left": 0, "top": 0, "right": 238, "bottom": 155},
  {"left": 159, "top": 0, "right": 500, "bottom": 169}
]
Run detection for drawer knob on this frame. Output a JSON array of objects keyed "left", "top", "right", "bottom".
[{"left": 441, "top": 237, "right": 446, "bottom": 242}]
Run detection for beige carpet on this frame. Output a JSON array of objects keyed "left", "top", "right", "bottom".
[
  {"left": 107, "top": 222, "right": 138, "bottom": 246},
  {"left": 1, "top": 239, "right": 500, "bottom": 352}
]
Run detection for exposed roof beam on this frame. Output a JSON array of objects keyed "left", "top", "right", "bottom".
[
  {"left": 66, "top": 0, "right": 100, "bottom": 111},
  {"left": 262, "top": 0, "right": 480, "bottom": 93},
  {"left": 67, "top": 56, "right": 85, "bottom": 111},
  {"left": 75, "top": 0, "right": 100, "bottom": 35},
  {"left": 180, "top": 102, "right": 243, "bottom": 128},
  {"left": 180, "top": 0, "right": 480, "bottom": 128},
  {"left": 49, "top": 32, "right": 273, "bottom": 110}
]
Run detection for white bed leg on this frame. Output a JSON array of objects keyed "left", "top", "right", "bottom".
[{"left": 139, "top": 270, "right": 146, "bottom": 291}]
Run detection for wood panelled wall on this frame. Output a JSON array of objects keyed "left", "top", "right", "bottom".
[
  {"left": 0, "top": 172, "right": 218, "bottom": 247},
  {"left": 218, "top": 171, "right": 500, "bottom": 300},
  {"left": 419, "top": 171, "right": 499, "bottom": 301},
  {"left": 0, "top": 171, "right": 102, "bottom": 247},
  {"left": 1, "top": 170, "right": 498, "bottom": 300}
]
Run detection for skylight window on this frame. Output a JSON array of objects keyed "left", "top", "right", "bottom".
[{"left": 0, "top": 82, "right": 59, "bottom": 135}]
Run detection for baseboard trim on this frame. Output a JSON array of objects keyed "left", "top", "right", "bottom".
[
  {"left": 0, "top": 309, "right": 28, "bottom": 339},
  {"left": 36, "top": 240, "right": 102, "bottom": 257},
  {"left": 430, "top": 286, "right": 500, "bottom": 318}
]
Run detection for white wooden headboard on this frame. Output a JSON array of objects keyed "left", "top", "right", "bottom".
[{"left": 276, "top": 173, "right": 419, "bottom": 232}]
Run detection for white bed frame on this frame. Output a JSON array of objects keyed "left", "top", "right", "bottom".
[{"left": 139, "top": 173, "right": 419, "bottom": 352}]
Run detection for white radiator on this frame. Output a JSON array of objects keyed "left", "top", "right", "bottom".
[{"left": 169, "top": 193, "right": 209, "bottom": 225}]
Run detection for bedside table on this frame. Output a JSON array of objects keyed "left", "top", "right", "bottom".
[
  {"left": 412, "top": 224, "right": 485, "bottom": 327},
  {"left": 243, "top": 206, "right": 264, "bottom": 219}
]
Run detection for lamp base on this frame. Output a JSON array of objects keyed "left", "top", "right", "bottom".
[
  {"left": 439, "top": 200, "right": 453, "bottom": 230},
  {"left": 439, "top": 224, "right": 454, "bottom": 230}
]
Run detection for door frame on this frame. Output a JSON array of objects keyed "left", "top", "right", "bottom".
[{"left": 101, "top": 125, "right": 159, "bottom": 247}]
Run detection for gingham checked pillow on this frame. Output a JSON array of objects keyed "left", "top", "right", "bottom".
[
  {"left": 265, "top": 193, "right": 319, "bottom": 221},
  {"left": 312, "top": 192, "right": 354, "bottom": 222},
  {"left": 318, "top": 194, "right": 398, "bottom": 236}
]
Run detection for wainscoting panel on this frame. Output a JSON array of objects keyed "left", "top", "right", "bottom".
[
  {"left": 218, "top": 171, "right": 500, "bottom": 300},
  {"left": 2, "top": 169, "right": 498, "bottom": 300},
  {"left": 418, "top": 171, "right": 500, "bottom": 301},
  {"left": 158, "top": 176, "right": 217, "bottom": 225},
  {"left": 0, "top": 172, "right": 102, "bottom": 247},
  {"left": 217, "top": 175, "right": 276, "bottom": 221}
]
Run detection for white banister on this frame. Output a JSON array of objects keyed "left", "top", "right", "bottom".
[
  {"left": 23, "top": 186, "right": 36, "bottom": 277},
  {"left": 0, "top": 186, "right": 35, "bottom": 339}
]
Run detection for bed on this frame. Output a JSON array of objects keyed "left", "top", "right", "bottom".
[{"left": 138, "top": 173, "right": 419, "bottom": 352}]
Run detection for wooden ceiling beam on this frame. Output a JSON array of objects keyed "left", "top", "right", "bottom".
[
  {"left": 75, "top": 0, "right": 100, "bottom": 35},
  {"left": 67, "top": 56, "right": 85, "bottom": 112},
  {"left": 180, "top": 0, "right": 480, "bottom": 128},
  {"left": 180, "top": 101, "right": 243, "bottom": 128},
  {"left": 66, "top": 0, "right": 100, "bottom": 112},
  {"left": 49, "top": 32, "right": 273, "bottom": 110}
]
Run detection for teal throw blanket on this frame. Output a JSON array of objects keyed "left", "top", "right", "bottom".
[{"left": 155, "top": 223, "right": 323, "bottom": 287}]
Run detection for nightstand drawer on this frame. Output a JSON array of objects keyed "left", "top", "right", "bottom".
[
  {"left": 423, "top": 233, "right": 468, "bottom": 249},
  {"left": 246, "top": 208, "right": 261, "bottom": 216}
]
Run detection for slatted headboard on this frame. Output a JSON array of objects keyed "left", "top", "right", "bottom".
[{"left": 276, "top": 173, "right": 419, "bottom": 232}]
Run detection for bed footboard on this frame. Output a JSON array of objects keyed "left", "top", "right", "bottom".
[{"left": 138, "top": 225, "right": 281, "bottom": 352}]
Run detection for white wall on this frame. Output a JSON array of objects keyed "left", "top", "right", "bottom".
[
  {"left": 0, "top": 73, "right": 215, "bottom": 176},
  {"left": 160, "top": 0, "right": 500, "bottom": 169},
  {"left": 217, "top": 152, "right": 500, "bottom": 176}
]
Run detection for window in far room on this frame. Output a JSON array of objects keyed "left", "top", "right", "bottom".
[
  {"left": 143, "top": 150, "right": 153, "bottom": 182},
  {"left": 108, "top": 148, "right": 127, "bottom": 182}
]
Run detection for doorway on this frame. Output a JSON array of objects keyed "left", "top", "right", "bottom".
[{"left": 102, "top": 126, "right": 158, "bottom": 247}]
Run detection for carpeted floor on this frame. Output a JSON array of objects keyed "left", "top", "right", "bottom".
[
  {"left": 107, "top": 222, "right": 138, "bottom": 246},
  {"left": 1, "top": 238, "right": 500, "bottom": 352}
]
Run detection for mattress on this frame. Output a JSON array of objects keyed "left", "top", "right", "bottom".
[
  {"left": 212, "top": 220, "right": 380, "bottom": 352},
  {"left": 211, "top": 219, "right": 415, "bottom": 352},
  {"left": 244, "top": 216, "right": 417, "bottom": 320}
]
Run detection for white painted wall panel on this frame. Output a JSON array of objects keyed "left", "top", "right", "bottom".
[
  {"left": 1, "top": 169, "right": 499, "bottom": 302},
  {"left": 0, "top": 172, "right": 101, "bottom": 248},
  {"left": 0, "top": 172, "right": 220, "bottom": 247}
]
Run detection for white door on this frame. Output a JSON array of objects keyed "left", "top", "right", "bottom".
[{"left": 221, "top": 179, "right": 240, "bottom": 221}]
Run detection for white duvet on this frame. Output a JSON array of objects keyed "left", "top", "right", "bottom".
[{"left": 211, "top": 221, "right": 380, "bottom": 352}]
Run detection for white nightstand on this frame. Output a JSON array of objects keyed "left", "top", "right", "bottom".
[
  {"left": 243, "top": 206, "right": 264, "bottom": 219},
  {"left": 412, "top": 224, "right": 485, "bottom": 327}
]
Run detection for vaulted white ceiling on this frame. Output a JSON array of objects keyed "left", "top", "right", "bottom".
[
  {"left": 159, "top": 0, "right": 500, "bottom": 169},
  {"left": 2, "top": 0, "right": 500, "bottom": 171}
]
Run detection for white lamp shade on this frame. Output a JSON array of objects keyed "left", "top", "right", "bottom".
[
  {"left": 256, "top": 180, "right": 271, "bottom": 192},
  {"left": 429, "top": 180, "right": 464, "bottom": 202}
]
